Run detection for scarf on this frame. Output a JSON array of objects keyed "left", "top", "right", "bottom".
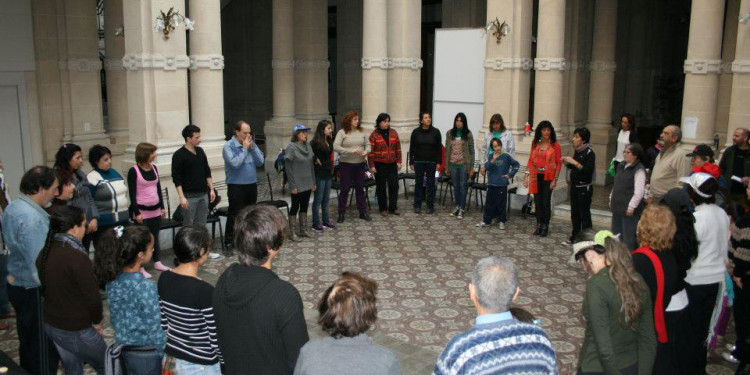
[
  {"left": 54, "top": 233, "right": 87, "bottom": 255},
  {"left": 575, "top": 143, "right": 590, "bottom": 154}
]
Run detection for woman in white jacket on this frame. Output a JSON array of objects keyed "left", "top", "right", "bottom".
[{"left": 480, "top": 113, "right": 515, "bottom": 168}]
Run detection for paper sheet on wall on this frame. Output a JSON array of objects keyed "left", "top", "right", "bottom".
[{"left": 683, "top": 116, "right": 698, "bottom": 139}]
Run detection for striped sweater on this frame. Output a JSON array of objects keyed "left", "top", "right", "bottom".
[
  {"left": 433, "top": 316, "right": 558, "bottom": 375},
  {"left": 87, "top": 168, "right": 129, "bottom": 226},
  {"left": 368, "top": 128, "right": 402, "bottom": 168},
  {"left": 158, "top": 271, "right": 222, "bottom": 365}
]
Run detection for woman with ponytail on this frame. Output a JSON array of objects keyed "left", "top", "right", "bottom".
[
  {"left": 93, "top": 225, "right": 165, "bottom": 375},
  {"left": 158, "top": 226, "right": 222, "bottom": 374},
  {"left": 36, "top": 206, "right": 106, "bottom": 374},
  {"left": 54, "top": 143, "right": 99, "bottom": 251},
  {"left": 574, "top": 231, "right": 656, "bottom": 374}
]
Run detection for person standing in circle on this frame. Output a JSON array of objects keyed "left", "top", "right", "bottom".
[
  {"left": 369, "top": 113, "right": 402, "bottom": 217},
  {"left": 311, "top": 120, "right": 336, "bottom": 232},
  {"left": 409, "top": 112, "right": 442, "bottom": 214},
  {"left": 524, "top": 121, "right": 561, "bottom": 237},
  {"left": 444, "top": 112, "right": 475, "bottom": 219},
  {"left": 334, "top": 111, "right": 371, "bottom": 223},
  {"left": 285, "top": 124, "right": 317, "bottom": 241}
]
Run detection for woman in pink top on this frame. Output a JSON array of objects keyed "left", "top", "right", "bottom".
[{"left": 126, "top": 142, "right": 168, "bottom": 278}]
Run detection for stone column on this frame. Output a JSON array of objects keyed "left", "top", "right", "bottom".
[
  {"left": 188, "top": 0, "right": 226, "bottom": 177},
  {"left": 726, "top": 0, "right": 750, "bottom": 147},
  {"left": 63, "top": 0, "right": 110, "bottom": 150},
  {"left": 532, "top": 0, "right": 566, "bottom": 129},
  {"left": 104, "top": 0, "right": 129, "bottom": 160},
  {"left": 386, "top": 0, "right": 422, "bottom": 166},
  {"left": 717, "top": 0, "right": 740, "bottom": 147},
  {"left": 586, "top": 0, "right": 618, "bottom": 185},
  {"left": 681, "top": 0, "right": 726, "bottom": 146},
  {"left": 361, "top": 0, "right": 388, "bottom": 129},
  {"left": 122, "top": 0, "right": 190, "bottom": 179},
  {"left": 294, "top": 0, "right": 330, "bottom": 126},
  {"left": 264, "top": 0, "right": 297, "bottom": 170}
]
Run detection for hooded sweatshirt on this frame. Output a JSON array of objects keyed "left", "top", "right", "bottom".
[
  {"left": 213, "top": 263, "right": 309, "bottom": 375},
  {"left": 284, "top": 142, "right": 316, "bottom": 192}
]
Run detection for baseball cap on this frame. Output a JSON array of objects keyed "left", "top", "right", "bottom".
[
  {"left": 679, "top": 172, "right": 714, "bottom": 198},
  {"left": 292, "top": 124, "right": 311, "bottom": 136},
  {"left": 686, "top": 144, "right": 714, "bottom": 158}
]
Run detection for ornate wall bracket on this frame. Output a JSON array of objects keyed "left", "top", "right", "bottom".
[
  {"left": 533, "top": 58, "right": 566, "bottom": 71},
  {"left": 189, "top": 54, "right": 225, "bottom": 70},
  {"left": 731, "top": 60, "right": 750, "bottom": 74},
  {"left": 122, "top": 54, "right": 191, "bottom": 71},
  {"left": 361, "top": 57, "right": 423, "bottom": 70},
  {"left": 683, "top": 59, "right": 723, "bottom": 74},
  {"left": 483, "top": 57, "right": 533, "bottom": 71}
]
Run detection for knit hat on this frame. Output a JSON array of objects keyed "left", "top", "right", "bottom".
[{"left": 679, "top": 173, "right": 714, "bottom": 198}]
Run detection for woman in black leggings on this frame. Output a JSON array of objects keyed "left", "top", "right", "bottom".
[{"left": 285, "top": 124, "right": 317, "bottom": 241}]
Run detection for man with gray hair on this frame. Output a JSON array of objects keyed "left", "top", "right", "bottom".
[
  {"left": 433, "top": 256, "right": 558, "bottom": 375},
  {"left": 648, "top": 125, "right": 692, "bottom": 201}
]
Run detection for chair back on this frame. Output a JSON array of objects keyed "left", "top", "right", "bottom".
[{"left": 160, "top": 188, "right": 172, "bottom": 219}]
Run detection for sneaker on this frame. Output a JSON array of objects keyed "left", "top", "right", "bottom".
[
  {"left": 499, "top": 222, "right": 505, "bottom": 230},
  {"left": 323, "top": 222, "right": 336, "bottom": 230},
  {"left": 476, "top": 221, "right": 490, "bottom": 227},
  {"left": 726, "top": 344, "right": 737, "bottom": 352},
  {"left": 450, "top": 207, "right": 460, "bottom": 217},
  {"left": 140, "top": 267, "right": 153, "bottom": 279},
  {"left": 209, "top": 252, "right": 221, "bottom": 260},
  {"left": 456, "top": 209, "right": 464, "bottom": 219},
  {"left": 561, "top": 239, "right": 573, "bottom": 246},
  {"left": 312, "top": 224, "right": 324, "bottom": 232},
  {"left": 721, "top": 352, "right": 740, "bottom": 364},
  {"left": 154, "top": 261, "right": 171, "bottom": 271}
]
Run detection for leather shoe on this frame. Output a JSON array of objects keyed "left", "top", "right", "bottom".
[
  {"left": 540, "top": 224, "right": 549, "bottom": 237},
  {"left": 389, "top": 210, "right": 400, "bottom": 216},
  {"left": 337, "top": 213, "right": 345, "bottom": 223},
  {"left": 533, "top": 224, "right": 542, "bottom": 236},
  {"left": 360, "top": 212, "right": 372, "bottom": 221},
  {"left": 379, "top": 211, "right": 388, "bottom": 217}
]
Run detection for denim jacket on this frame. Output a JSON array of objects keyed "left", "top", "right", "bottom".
[
  {"left": 2, "top": 195, "right": 49, "bottom": 288},
  {"left": 222, "top": 137, "right": 265, "bottom": 185},
  {"left": 107, "top": 272, "right": 166, "bottom": 352},
  {"left": 484, "top": 152, "right": 520, "bottom": 187}
]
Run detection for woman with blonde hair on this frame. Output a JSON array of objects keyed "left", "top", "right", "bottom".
[
  {"left": 634, "top": 204, "right": 682, "bottom": 373},
  {"left": 574, "top": 231, "right": 656, "bottom": 375}
]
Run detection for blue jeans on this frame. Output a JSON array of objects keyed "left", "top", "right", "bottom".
[
  {"left": 482, "top": 185, "right": 508, "bottom": 224},
  {"left": 174, "top": 358, "right": 221, "bottom": 375},
  {"left": 312, "top": 177, "right": 332, "bottom": 226},
  {"left": 450, "top": 167, "right": 468, "bottom": 209},
  {"left": 414, "top": 162, "right": 437, "bottom": 209},
  {"left": 611, "top": 212, "right": 639, "bottom": 251},
  {"left": 122, "top": 349, "right": 163, "bottom": 375},
  {"left": 45, "top": 324, "right": 107, "bottom": 374}
]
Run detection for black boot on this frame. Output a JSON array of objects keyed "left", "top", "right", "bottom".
[
  {"left": 540, "top": 224, "right": 549, "bottom": 237},
  {"left": 533, "top": 221, "right": 542, "bottom": 236},
  {"left": 337, "top": 213, "right": 345, "bottom": 223}
]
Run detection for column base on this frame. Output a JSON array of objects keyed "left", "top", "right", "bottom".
[{"left": 264, "top": 117, "right": 299, "bottom": 171}]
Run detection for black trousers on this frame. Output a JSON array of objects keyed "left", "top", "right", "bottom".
[
  {"left": 734, "top": 275, "right": 750, "bottom": 363},
  {"left": 289, "top": 189, "right": 312, "bottom": 215},
  {"left": 374, "top": 162, "right": 399, "bottom": 213},
  {"left": 534, "top": 175, "right": 552, "bottom": 225},
  {"left": 414, "top": 162, "right": 437, "bottom": 209},
  {"left": 142, "top": 217, "right": 162, "bottom": 262},
  {"left": 570, "top": 185, "right": 593, "bottom": 241},
  {"left": 654, "top": 308, "right": 687, "bottom": 373},
  {"left": 226, "top": 183, "right": 258, "bottom": 244},
  {"left": 7, "top": 285, "right": 59, "bottom": 375},
  {"left": 682, "top": 282, "right": 720, "bottom": 375}
]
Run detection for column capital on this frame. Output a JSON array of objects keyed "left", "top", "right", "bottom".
[
  {"left": 483, "top": 57, "right": 533, "bottom": 71},
  {"left": 58, "top": 59, "right": 103, "bottom": 72},
  {"left": 122, "top": 54, "right": 191, "bottom": 71},
  {"left": 731, "top": 60, "right": 750, "bottom": 74},
  {"left": 683, "top": 59, "right": 723, "bottom": 75},
  {"left": 294, "top": 59, "right": 331, "bottom": 69},
  {"left": 272, "top": 59, "right": 295, "bottom": 69},
  {"left": 361, "top": 57, "right": 390, "bottom": 69},
  {"left": 589, "top": 60, "right": 617, "bottom": 72},
  {"left": 533, "top": 57, "right": 566, "bottom": 71},
  {"left": 189, "top": 54, "right": 225, "bottom": 70}
]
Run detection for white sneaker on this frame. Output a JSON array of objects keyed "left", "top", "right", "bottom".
[
  {"left": 476, "top": 221, "right": 490, "bottom": 227},
  {"left": 209, "top": 252, "right": 221, "bottom": 259},
  {"left": 450, "top": 207, "right": 460, "bottom": 217},
  {"left": 456, "top": 209, "right": 464, "bottom": 219},
  {"left": 499, "top": 222, "right": 505, "bottom": 230},
  {"left": 721, "top": 351, "right": 740, "bottom": 364},
  {"left": 726, "top": 343, "right": 737, "bottom": 352}
]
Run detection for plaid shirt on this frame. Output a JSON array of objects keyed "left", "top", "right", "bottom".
[{"left": 368, "top": 128, "right": 402, "bottom": 168}]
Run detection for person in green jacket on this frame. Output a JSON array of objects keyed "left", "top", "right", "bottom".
[{"left": 573, "top": 230, "right": 657, "bottom": 375}]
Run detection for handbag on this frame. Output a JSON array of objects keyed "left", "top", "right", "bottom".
[{"left": 607, "top": 158, "right": 617, "bottom": 177}]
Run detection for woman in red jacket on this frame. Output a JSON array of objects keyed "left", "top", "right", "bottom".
[
  {"left": 369, "top": 113, "right": 402, "bottom": 216},
  {"left": 524, "top": 121, "right": 561, "bottom": 237}
]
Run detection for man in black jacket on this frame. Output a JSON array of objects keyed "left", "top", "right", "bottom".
[
  {"left": 561, "top": 127, "right": 595, "bottom": 245},
  {"left": 719, "top": 128, "right": 750, "bottom": 208}
]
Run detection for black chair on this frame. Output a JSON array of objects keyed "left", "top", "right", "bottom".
[
  {"left": 437, "top": 174, "right": 453, "bottom": 206},
  {"left": 467, "top": 162, "right": 486, "bottom": 211},
  {"left": 397, "top": 152, "right": 415, "bottom": 199},
  {"left": 159, "top": 188, "right": 182, "bottom": 242},
  {"left": 256, "top": 172, "right": 290, "bottom": 215},
  {"left": 206, "top": 185, "right": 226, "bottom": 251}
]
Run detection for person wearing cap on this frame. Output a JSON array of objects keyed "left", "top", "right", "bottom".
[
  {"left": 633, "top": 203, "right": 683, "bottom": 373},
  {"left": 648, "top": 125, "right": 692, "bottom": 201},
  {"left": 368, "top": 113, "right": 402, "bottom": 217},
  {"left": 222, "top": 120, "right": 265, "bottom": 251},
  {"left": 679, "top": 172, "right": 730, "bottom": 372},
  {"left": 610, "top": 143, "right": 647, "bottom": 251},
  {"left": 334, "top": 111, "right": 372, "bottom": 223},
  {"left": 285, "top": 124, "right": 317, "bottom": 241},
  {"left": 687, "top": 144, "right": 726, "bottom": 187},
  {"left": 719, "top": 128, "right": 750, "bottom": 207},
  {"left": 573, "top": 230, "right": 656, "bottom": 375}
]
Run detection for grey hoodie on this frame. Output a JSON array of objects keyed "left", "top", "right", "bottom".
[{"left": 284, "top": 142, "right": 316, "bottom": 192}]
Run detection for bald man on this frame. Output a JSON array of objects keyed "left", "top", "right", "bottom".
[
  {"left": 648, "top": 125, "right": 692, "bottom": 201},
  {"left": 719, "top": 128, "right": 750, "bottom": 204}
]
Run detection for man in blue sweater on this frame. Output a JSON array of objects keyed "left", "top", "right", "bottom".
[{"left": 433, "top": 256, "right": 558, "bottom": 375}]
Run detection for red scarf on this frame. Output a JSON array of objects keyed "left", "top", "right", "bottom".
[{"left": 632, "top": 245, "right": 668, "bottom": 343}]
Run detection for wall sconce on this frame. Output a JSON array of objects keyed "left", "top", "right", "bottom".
[
  {"left": 740, "top": 12, "right": 750, "bottom": 25},
  {"left": 154, "top": 7, "right": 194, "bottom": 40},
  {"left": 486, "top": 18, "right": 510, "bottom": 44},
  {"left": 114, "top": 26, "right": 124, "bottom": 37}
]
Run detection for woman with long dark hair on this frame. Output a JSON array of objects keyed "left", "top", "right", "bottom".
[
  {"left": 445, "top": 112, "right": 475, "bottom": 219},
  {"left": 409, "top": 112, "right": 442, "bottom": 214},
  {"left": 36, "top": 206, "right": 106, "bottom": 374},
  {"left": 94, "top": 225, "right": 165, "bottom": 375},
  {"left": 574, "top": 231, "right": 656, "bottom": 374},
  {"left": 369, "top": 113, "right": 402, "bottom": 217},
  {"left": 614, "top": 114, "right": 638, "bottom": 170},
  {"left": 311, "top": 119, "right": 336, "bottom": 232},
  {"left": 285, "top": 124, "right": 316, "bottom": 240},
  {"left": 334, "top": 111, "right": 371, "bottom": 223},
  {"left": 610, "top": 143, "right": 647, "bottom": 250},
  {"left": 524, "top": 121, "right": 561, "bottom": 237},
  {"left": 127, "top": 142, "right": 168, "bottom": 278},
  {"left": 54, "top": 143, "right": 99, "bottom": 250}
]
